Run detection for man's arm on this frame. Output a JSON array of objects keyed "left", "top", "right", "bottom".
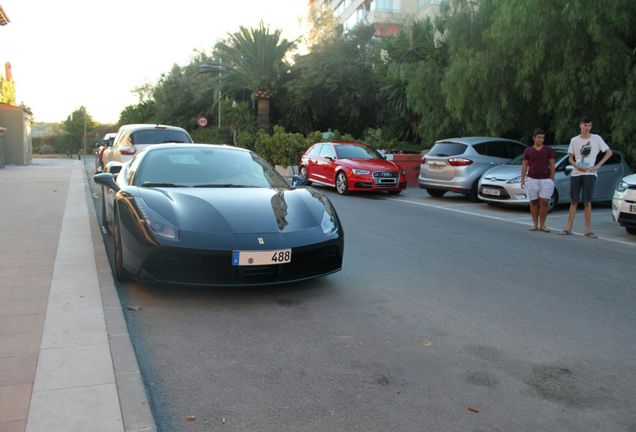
[
  {"left": 593, "top": 148, "right": 613, "bottom": 172},
  {"left": 520, "top": 159, "right": 528, "bottom": 188},
  {"left": 549, "top": 158, "right": 555, "bottom": 180}
]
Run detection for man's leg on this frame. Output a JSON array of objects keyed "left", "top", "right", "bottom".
[
  {"left": 539, "top": 198, "right": 550, "bottom": 228},
  {"left": 584, "top": 203, "right": 592, "bottom": 234},
  {"left": 582, "top": 176, "right": 596, "bottom": 235},
  {"left": 530, "top": 200, "right": 539, "bottom": 229}
]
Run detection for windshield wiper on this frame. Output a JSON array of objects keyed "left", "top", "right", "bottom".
[
  {"left": 192, "top": 184, "right": 257, "bottom": 188},
  {"left": 141, "top": 182, "right": 185, "bottom": 187}
]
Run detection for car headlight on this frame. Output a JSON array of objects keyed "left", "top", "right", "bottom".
[
  {"left": 321, "top": 211, "right": 338, "bottom": 234},
  {"left": 352, "top": 169, "right": 370, "bottom": 175},
  {"left": 507, "top": 176, "right": 521, "bottom": 184},
  {"left": 135, "top": 197, "right": 179, "bottom": 240},
  {"left": 616, "top": 181, "right": 628, "bottom": 192}
]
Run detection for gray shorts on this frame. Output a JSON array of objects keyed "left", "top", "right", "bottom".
[{"left": 570, "top": 175, "right": 596, "bottom": 203}]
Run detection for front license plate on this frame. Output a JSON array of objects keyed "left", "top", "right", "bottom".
[
  {"left": 629, "top": 204, "right": 636, "bottom": 214},
  {"left": 232, "top": 249, "right": 292, "bottom": 266},
  {"left": 482, "top": 187, "right": 500, "bottom": 196}
]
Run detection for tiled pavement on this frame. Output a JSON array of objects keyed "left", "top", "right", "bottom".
[{"left": 0, "top": 159, "right": 155, "bottom": 432}]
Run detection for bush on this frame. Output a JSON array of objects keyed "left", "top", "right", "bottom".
[
  {"left": 190, "top": 126, "right": 231, "bottom": 144},
  {"left": 254, "top": 126, "right": 307, "bottom": 167}
]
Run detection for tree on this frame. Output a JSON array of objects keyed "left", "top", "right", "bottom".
[
  {"left": 211, "top": 22, "right": 295, "bottom": 131},
  {"left": 62, "top": 106, "right": 96, "bottom": 153}
]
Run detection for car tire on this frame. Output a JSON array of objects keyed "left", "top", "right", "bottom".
[
  {"left": 300, "top": 166, "right": 312, "bottom": 186},
  {"left": 113, "top": 209, "right": 132, "bottom": 282},
  {"left": 626, "top": 227, "right": 636, "bottom": 235},
  {"left": 336, "top": 172, "right": 349, "bottom": 195},
  {"left": 468, "top": 181, "right": 482, "bottom": 202},
  {"left": 547, "top": 190, "right": 558, "bottom": 213},
  {"left": 426, "top": 188, "right": 446, "bottom": 197},
  {"left": 101, "top": 190, "right": 110, "bottom": 233}
]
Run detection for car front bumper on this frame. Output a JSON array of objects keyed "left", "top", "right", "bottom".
[
  {"left": 478, "top": 181, "right": 529, "bottom": 205},
  {"left": 612, "top": 189, "right": 636, "bottom": 228}
]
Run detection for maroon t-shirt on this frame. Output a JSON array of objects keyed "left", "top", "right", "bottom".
[{"left": 523, "top": 146, "right": 555, "bottom": 179}]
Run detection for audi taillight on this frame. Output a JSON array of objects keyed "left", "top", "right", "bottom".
[
  {"left": 120, "top": 146, "right": 137, "bottom": 156},
  {"left": 448, "top": 157, "right": 473, "bottom": 166}
]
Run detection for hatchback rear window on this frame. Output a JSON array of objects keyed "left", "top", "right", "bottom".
[
  {"left": 427, "top": 142, "right": 467, "bottom": 157},
  {"left": 132, "top": 130, "right": 193, "bottom": 145}
]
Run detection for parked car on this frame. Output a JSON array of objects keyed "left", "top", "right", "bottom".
[
  {"left": 95, "top": 132, "right": 117, "bottom": 172},
  {"left": 418, "top": 137, "right": 527, "bottom": 201},
  {"left": 101, "top": 124, "right": 193, "bottom": 167},
  {"left": 478, "top": 145, "right": 631, "bottom": 211},
  {"left": 94, "top": 144, "right": 344, "bottom": 285},
  {"left": 299, "top": 142, "right": 407, "bottom": 195},
  {"left": 612, "top": 173, "right": 636, "bottom": 235}
]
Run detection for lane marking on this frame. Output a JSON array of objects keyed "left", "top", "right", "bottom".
[{"left": 391, "top": 198, "right": 636, "bottom": 247}]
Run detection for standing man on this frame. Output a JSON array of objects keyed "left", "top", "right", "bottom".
[
  {"left": 521, "top": 129, "right": 555, "bottom": 232},
  {"left": 560, "top": 116, "right": 613, "bottom": 238}
]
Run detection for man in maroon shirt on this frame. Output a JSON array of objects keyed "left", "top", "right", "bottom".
[{"left": 520, "top": 129, "right": 556, "bottom": 232}]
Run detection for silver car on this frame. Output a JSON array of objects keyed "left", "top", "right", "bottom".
[
  {"left": 418, "top": 137, "right": 527, "bottom": 201},
  {"left": 478, "top": 145, "right": 631, "bottom": 211},
  {"left": 612, "top": 173, "right": 636, "bottom": 235}
]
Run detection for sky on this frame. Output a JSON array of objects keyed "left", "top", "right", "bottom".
[{"left": 1, "top": 0, "right": 309, "bottom": 124}]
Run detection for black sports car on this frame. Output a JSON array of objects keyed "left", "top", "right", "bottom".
[{"left": 94, "top": 144, "right": 344, "bottom": 285}]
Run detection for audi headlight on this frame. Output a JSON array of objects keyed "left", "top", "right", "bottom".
[
  {"left": 135, "top": 197, "right": 179, "bottom": 240},
  {"left": 352, "top": 169, "right": 370, "bottom": 175},
  {"left": 616, "top": 181, "right": 628, "bottom": 192},
  {"left": 507, "top": 176, "right": 521, "bottom": 184}
]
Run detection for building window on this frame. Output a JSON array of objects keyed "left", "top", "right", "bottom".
[{"left": 372, "top": 0, "right": 400, "bottom": 12}]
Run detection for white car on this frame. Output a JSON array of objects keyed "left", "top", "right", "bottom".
[{"left": 612, "top": 173, "right": 636, "bottom": 235}]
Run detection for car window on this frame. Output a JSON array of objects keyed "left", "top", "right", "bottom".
[
  {"left": 135, "top": 147, "right": 289, "bottom": 188},
  {"left": 131, "top": 129, "right": 193, "bottom": 144},
  {"left": 306, "top": 144, "right": 323, "bottom": 156},
  {"left": 116, "top": 131, "right": 132, "bottom": 148},
  {"left": 427, "top": 142, "right": 467, "bottom": 157},
  {"left": 509, "top": 143, "right": 526, "bottom": 157},
  {"left": 335, "top": 144, "right": 382, "bottom": 160},
  {"left": 597, "top": 152, "right": 620, "bottom": 165},
  {"left": 319, "top": 144, "right": 337, "bottom": 159}
]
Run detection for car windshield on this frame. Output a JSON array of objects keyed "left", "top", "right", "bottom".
[
  {"left": 335, "top": 144, "right": 382, "bottom": 160},
  {"left": 132, "top": 129, "right": 193, "bottom": 145},
  {"left": 136, "top": 147, "right": 289, "bottom": 189},
  {"left": 507, "top": 150, "right": 568, "bottom": 165}
]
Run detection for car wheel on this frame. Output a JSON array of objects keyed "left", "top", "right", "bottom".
[
  {"left": 101, "top": 190, "right": 110, "bottom": 233},
  {"left": 547, "top": 190, "right": 558, "bottom": 213},
  {"left": 300, "top": 166, "right": 312, "bottom": 186},
  {"left": 626, "top": 227, "right": 636, "bottom": 235},
  {"left": 113, "top": 209, "right": 132, "bottom": 282},
  {"left": 426, "top": 188, "right": 446, "bottom": 197},
  {"left": 468, "top": 181, "right": 482, "bottom": 202},
  {"left": 336, "top": 172, "right": 349, "bottom": 195}
]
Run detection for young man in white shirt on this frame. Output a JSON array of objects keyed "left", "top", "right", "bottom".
[{"left": 560, "top": 116, "right": 613, "bottom": 238}]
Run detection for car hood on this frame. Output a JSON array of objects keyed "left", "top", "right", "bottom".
[
  {"left": 621, "top": 173, "right": 636, "bottom": 185},
  {"left": 130, "top": 186, "right": 338, "bottom": 248},
  {"left": 337, "top": 158, "right": 400, "bottom": 171},
  {"left": 481, "top": 163, "right": 523, "bottom": 181}
]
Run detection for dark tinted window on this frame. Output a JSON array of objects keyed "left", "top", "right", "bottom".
[
  {"left": 509, "top": 143, "right": 526, "bottom": 157},
  {"left": 596, "top": 152, "right": 620, "bottom": 165},
  {"left": 427, "top": 142, "right": 467, "bottom": 157},
  {"left": 131, "top": 129, "right": 193, "bottom": 145}
]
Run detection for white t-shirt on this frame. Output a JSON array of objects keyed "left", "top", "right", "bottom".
[{"left": 568, "top": 134, "right": 610, "bottom": 177}]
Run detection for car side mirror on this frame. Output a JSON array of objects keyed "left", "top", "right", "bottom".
[
  {"left": 325, "top": 156, "right": 334, "bottom": 162},
  {"left": 93, "top": 173, "right": 120, "bottom": 191},
  {"left": 291, "top": 175, "right": 308, "bottom": 188},
  {"left": 105, "top": 162, "right": 124, "bottom": 175}
]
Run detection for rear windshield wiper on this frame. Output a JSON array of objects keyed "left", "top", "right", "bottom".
[
  {"left": 192, "top": 184, "right": 257, "bottom": 188},
  {"left": 141, "top": 182, "right": 186, "bottom": 187}
]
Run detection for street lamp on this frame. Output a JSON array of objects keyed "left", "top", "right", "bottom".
[{"left": 199, "top": 59, "right": 226, "bottom": 127}]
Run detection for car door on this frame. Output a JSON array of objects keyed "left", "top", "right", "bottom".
[
  {"left": 593, "top": 152, "right": 623, "bottom": 200},
  {"left": 316, "top": 144, "right": 337, "bottom": 184},
  {"left": 302, "top": 144, "right": 322, "bottom": 181}
]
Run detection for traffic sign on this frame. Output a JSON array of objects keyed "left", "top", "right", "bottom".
[{"left": 197, "top": 115, "right": 208, "bottom": 128}]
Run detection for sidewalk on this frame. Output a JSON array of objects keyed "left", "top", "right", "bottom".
[{"left": 0, "top": 159, "right": 155, "bottom": 432}]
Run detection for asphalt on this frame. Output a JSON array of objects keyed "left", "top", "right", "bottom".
[{"left": 0, "top": 158, "right": 156, "bottom": 432}]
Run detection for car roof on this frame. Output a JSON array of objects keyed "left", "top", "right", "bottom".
[
  {"left": 323, "top": 142, "right": 369, "bottom": 147},
  {"left": 117, "top": 124, "right": 188, "bottom": 132},
  {"left": 142, "top": 143, "right": 246, "bottom": 153},
  {"left": 435, "top": 137, "right": 523, "bottom": 145}
]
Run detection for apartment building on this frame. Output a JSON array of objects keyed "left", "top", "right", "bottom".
[{"left": 316, "top": 0, "right": 442, "bottom": 36}]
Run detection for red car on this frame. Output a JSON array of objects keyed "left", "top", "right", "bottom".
[{"left": 299, "top": 142, "right": 407, "bottom": 195}]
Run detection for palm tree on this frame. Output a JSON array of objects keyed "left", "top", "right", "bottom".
[{"left": 210, "top": 22, "right": 295, "bottom": 131}]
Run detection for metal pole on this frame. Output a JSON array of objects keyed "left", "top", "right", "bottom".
[
  {"left": 83, "top": 110, "right": 87, "bottom": 155},
  {"left": 218, "top": 59, "right": 222, "bottom": 128}
]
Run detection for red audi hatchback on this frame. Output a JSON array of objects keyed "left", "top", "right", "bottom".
[{"left": 299, "top": 142, "right": 407, "bottom": 195}]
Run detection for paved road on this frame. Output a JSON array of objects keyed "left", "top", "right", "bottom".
[{"left": 84, "top": 159, "right": 636, "bottom": 432}]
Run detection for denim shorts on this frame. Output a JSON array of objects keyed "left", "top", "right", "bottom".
[{"left": 570, "top": 175, "right": 596, "bottom": 203}]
